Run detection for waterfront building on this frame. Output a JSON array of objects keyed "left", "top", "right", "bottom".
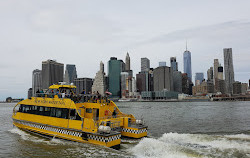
[
  {"left": 74, "top": 78, "right": 93, "bottom": 95},
  {"left": 153, "top": 66, "right": 173, "bottom": 91},
  {"left": 108, "top": 57, "right": 122, "bottom": 98},
  {"left": 233, "top": 81, "right": 241, "bottom": 95},
  {"left": 195, "top": 73, "right": 204, "bottom": 86},
  {"left": 92, "top": 61, "right": 106, "bottom": 96},
  {"left": 125, "top": 52, "right": 130, "bottom": 71},
  {"left": 159, "top": 62, "right": 166, "bottom": 67},
  {"left": 207, "top": 67, "right": 213, "bottom": 82},
  {"left": 173, "top": 71, "right": 182, "bottom": 93},
  {"left": 224, "top": 48, "right": 235, "bottom": 94},
  {"left": 32, "top": 69, "right": 42, "bottom": 96},
  {"left": 64, "top": 64, "right": 77, "bottom": 84},
  {"left": 183, "top": 48, "right": 192, "bottom": 82},
  {"left": 170, "top": 57, "right": 178, "bottom": 71},
  {"left": 241, "top": 83, "right": 248, "bottom": 94},
  {"left": 192, "top": 81, "right": 214, "bottom": 95},
  {"left": 42, "top": 60, "right": 64, "bottom": 89},
  {"left": 141, "top": 57, "right": 150, "bottom": 72}
]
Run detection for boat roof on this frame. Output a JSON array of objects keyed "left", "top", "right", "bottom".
[{"left": 49, "top": 85, "right": 76, "bottom": 89}]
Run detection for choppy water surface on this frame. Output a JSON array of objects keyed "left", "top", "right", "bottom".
[{"left": 1, "top": 102, "right": 250, "bottom": 158}]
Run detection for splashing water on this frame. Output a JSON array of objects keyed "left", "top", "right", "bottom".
[{"left": 131, "top": 133, "right": 250, "bottom": 158}]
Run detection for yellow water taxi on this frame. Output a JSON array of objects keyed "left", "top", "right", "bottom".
[{"left": 12, "top": 84, "right": 147, "bottom": 149}]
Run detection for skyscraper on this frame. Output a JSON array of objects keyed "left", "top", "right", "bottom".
[
  {"left": 141, "top": 58, "right": 150, "bottom": 72},
  {"left": 74, "top": 78, "right": 93, "bottom": 95},
  {"left": 195, "top": 73, "right": 204, "bottom": 85},
  {"left": 218, "top": 66, "right": 223, "bottom": 80},
  {"left": 32, "top": 69, "right": 42, "bottom": 96},
  {"left": 136, "top": 72, "right": 146, "bottom": 92},
  {"left": 213, "top": 59, "right": 219, "bottom": 92},
  {"left": 159, "top": 62, "right": 166, "bottom": 67},
  {"left": 125, "top": 52, "right": 130, "bottom": 71},
  {"left": 153, "top": 66, "right": 173, "bottom": 91},
  {"left": 170, "top": 57, "right": 178, "bottom": 71},
  {"left": 224, "top": 48, "right": 235, "bottom": 94},
  {"left": 64, "top": 64, "right": 77, "bottom": 84},
  {"left": 42, "top": 60, "right": 64, "bottom": 89},
  {"left": 173, "top": 71, "right": 182, "bottom": 93},
  {"left": 121, "top": 72, "right": 129, "bottom": 98},
  {"left": 207, "top": 67, "right": 213, "bottom": 82},
  {"left": 214, "top": 59, "right": 219, "bottom": 80},
  {"left": 183, "top": 47, "right": 192, "bottom": 82},
  {"left": 108, "top": 57, "right": 122, "bottom": 98}
]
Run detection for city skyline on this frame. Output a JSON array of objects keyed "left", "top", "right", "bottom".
[{"left": 1, "top": 1, "right": 250, "bottom": 100}]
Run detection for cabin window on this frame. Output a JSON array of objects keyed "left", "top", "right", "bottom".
[
  {"left": 50, "top": 107, "right": 56, "bottom": 117},
  {"left": 30, "top": 105, "right": 37, "bottom": 114},
  {"left": 37, "top": 106, "right": 44, "bottom": 115},
  {"left": 76, "top": 110, "right": 81, "bottom": 120},
  {"left": 18, "top": 104, "right": 23, "bottom": 112},
  {"left": 69, "top": 109, "right": 81, "bottom": 120},
  {"left": 70, "top": 109, "right": 76, "bottom": 118},
  {"left": 23, "top": 105, "right": 31, "bottom": 113},
  {"left": 86, "top": 108, "right": 92, "bottom": 113},
  {"left": 55, "top": 108, "right": 62, "bottom": 118},
  {"left": 17, "top": 105, "right": 70, "bottom": 120},
  {"left": 61, "top": 108, "right": 69, "bottom": 119},
  {"left": 44, "top": 107, "right": 50, "bottom": 116}
]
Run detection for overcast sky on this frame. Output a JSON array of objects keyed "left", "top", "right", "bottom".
[{"left": 1, "top": 0, "right": 250, "bottom": 100}]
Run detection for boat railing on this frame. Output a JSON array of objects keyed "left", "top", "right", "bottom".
[{"left": 93, "top": 118, "right": 121, "bottom": 129}]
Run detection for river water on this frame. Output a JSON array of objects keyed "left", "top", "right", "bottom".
[{"left": 1, "top": 101, "right": 250, "bottom": 158}]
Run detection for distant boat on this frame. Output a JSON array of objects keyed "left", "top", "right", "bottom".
[{"left": 118, "top": 98, "right": 132, "bottom": 102}]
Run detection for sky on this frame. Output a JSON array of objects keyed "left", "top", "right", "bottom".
[{"left": 1, "top": 0, "right": 250, "bottom": 100}]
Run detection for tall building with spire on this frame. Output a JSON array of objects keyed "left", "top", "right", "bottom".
[
  {"left": 224, "top": 48, "right": 235, "bottom": 94},
  {"left": 183, "top": 42, "right": 192, "bottom": 82},
  {"left": 125, "top": 52, "right": 130, "bottom": 71}
]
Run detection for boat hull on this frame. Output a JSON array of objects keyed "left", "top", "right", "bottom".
[{"left": 13, "top": 119, "right": 121, "bottom": 149}]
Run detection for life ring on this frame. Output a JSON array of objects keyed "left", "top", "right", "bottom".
[{"left": 104, "top": 110, "right": 109, "bottom": 116}]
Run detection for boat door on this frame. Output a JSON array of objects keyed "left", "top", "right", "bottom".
[{"left": 93, "top": 108, "right": 99, "bottom": 121}]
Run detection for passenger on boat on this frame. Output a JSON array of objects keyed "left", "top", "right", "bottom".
[
  {"left": 40, "top": 90, "right": 44, "bottom": 97},
  {"left": 112, "top": 107, "right": 117, "bottom": 118},
  {"left": 81, "top": 89, "right": 85, "bottom": 94}
]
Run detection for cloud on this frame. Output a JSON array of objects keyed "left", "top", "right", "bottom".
[{"left": 136, "top": 20, "right": 250, "bottom": 46}]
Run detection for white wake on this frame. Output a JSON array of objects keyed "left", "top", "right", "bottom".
[{"left": 131, "top": 132, "right": 250, "bottom": 158}]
